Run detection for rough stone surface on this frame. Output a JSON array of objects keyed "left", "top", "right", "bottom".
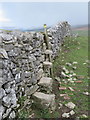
[
  {"left": 9, "top": 111, "right": 16, "bottom": 119},
  {"left": 3, "top": 108, "right": 11, "bottom": 119},
  {"left": 0, "top": 105, "right": 5, "bottom": 120},
  {"left": 69, "top": 110, "right": 75, "bottom": 115},
  {"left": 0, "top": 88, "right": 6, "bottom": 99},
  {"left": 25, "top": 84, "right": 39, "bottom": 95},
  {"left": 62, "top": 113, "right": 70, "bottom": 118},
  {"left": 37, "top": 69, "right": 44, "bottom": 80},
  {"left": 0, "top": 21, "right": 71, "bottom": 119},
  {"left": 43, "top": 61, "right": 52, "bottom": 67},
  {"left": 44, "top": 50, "right": 53, "bottom": 55},
  {"left": 65, "top": 102, "right": 76, "bottom": 109},
  {"left": 0, "top": 48, "right": 9, "bottom": 59},
  {"left": 38, "top": 77, "right": 53, "bottom": 92},
  {"left": 33, "top": 92, "right": 56, "bottom": 111}
]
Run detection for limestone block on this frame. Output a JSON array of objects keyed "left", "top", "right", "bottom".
[
  {"left": 3, "top": 108, "right": 11, "bottom": 119},
  {"left": 0, "top": 36, "right": 3, "bottom": 44},
  {"left": 43, "top": 61, "right": 52, "bottom": 67},
  {"left": 0, "top": 69, "right": 2, "bottom": 77},
  {"left": 32, "top": 92, "right": 56, "bottom": 111},
  {"left": 38, "top": 77, "right": 53, "bottom": 88},
  {"left": 9, "top": 111, "right": 15, "bottom": 119},
  {"left": 44, "top": 50, "right": 53, "bottom": 55},
  {"left": 0, "top": 77, "right": 4, "bottom": 88},
  {"left": 37, "top": 69, "right": 44, "bottom": 80},
  {"left": 3, "top": 89, "right": 17, "bottom": 108},
  {"left": 0, "top": 60, "right": 3, "bottom": 69},
  {"left": 0, "top": 88, "right": 6, "bottom": 99},
  {"left": 0, "top": 105, "right": 5, "bottom": 120},
  {"left": 0, "top": 48, "right": 8, "bottom": 59},
  {"left": 38, "top": 77, "right": 53, "bottom": 93},
  {"left": 25, "top": 84, "right": 39, "bottom": 96}
]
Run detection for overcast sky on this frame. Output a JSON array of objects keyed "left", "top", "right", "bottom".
[{"left": 0, "top": 2, "right": 88, "bottom": 29}]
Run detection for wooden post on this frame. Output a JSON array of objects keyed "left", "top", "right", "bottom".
[{"left": 43, "top": 24, "right": 53, "bottom": 78}]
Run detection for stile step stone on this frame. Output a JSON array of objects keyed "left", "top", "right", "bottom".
[
  {"left": 32, "top": 92, "right": 56, "bottom": 111},
  {"left": 38, "top": 77, "right": 53, "bottom": 92},
  {"left": 43, "top": 61, "right": 52, "bottom": 67},
  {"left": 44, "top": 50, "right": 53, "bottom": 55}
]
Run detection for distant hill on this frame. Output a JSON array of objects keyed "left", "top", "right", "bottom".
[
  {"left": 71, "top": 25, "right": 88, "bottom": 36},
  {"left": 72, "top": 24, "right": 88, "bottom": 31},
  {"left": 0, "top": 24, "right": 88, "bottom": 32},
  {"left": 0, "top": 26, "right": 50, "bottom": 32}
]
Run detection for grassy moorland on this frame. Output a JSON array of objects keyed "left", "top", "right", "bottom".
[
  {"left": 72, "top": 29, "right": 88, "bottom": 36},
  {"left": 53, "top": 29, "right": 89, "bottom": 119}
]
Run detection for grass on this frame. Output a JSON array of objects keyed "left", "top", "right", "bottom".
[
  {"left": 53, "top": 30, "right": 89, "bottom": 118},
  {"left": 16, "top": 96, "right": 30, "bottom": 119},
  {"left": 0, "top": 29, "right": 12, "bottom": 32},
  {"left": 72, "top": 29, "right": 88, "bottom": 36},
  {"left": 31, "top": 102, "right": 60, "bottom": 118}
]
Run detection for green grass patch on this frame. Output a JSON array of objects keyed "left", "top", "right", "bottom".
[
  {"left": 0, "top": 29, "right": 12, "bottom": 32},
  {"left": 72, "top": 29, "right": 88, "bottom": 36},
  {"left": 53, "top": 30, "right": 88, "bottom": 118}
]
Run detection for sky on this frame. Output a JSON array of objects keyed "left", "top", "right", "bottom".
[{"left": 0, "top": 2, "right": 88, "bottom": 29}]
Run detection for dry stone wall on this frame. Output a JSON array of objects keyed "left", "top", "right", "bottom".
[{"left": 0, "top": 21, "right": 71, "bottom": 119}]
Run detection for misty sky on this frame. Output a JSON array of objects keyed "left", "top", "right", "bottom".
[{"left": 0, "top": 2, "right": 88, "bottom": 28}]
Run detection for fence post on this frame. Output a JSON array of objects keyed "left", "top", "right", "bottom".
[{"left": 43, "top": 24, "right": 53, "bottom": 78}]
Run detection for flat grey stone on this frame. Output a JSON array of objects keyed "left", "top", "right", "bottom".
[
  {"left": 0, "top": 36, "right": 3, "bottom": 44},
  {"left": 9, "top": 111, "right": 15, "bottom": 119},
  {"left": 37, "top": 69, "right": 44, "bottom": 80},
  {"left": 0, "top": 69, "right": 3, "bottom": 77},
  {"left": 0, "top": 48, "right": 8, "bottom": 59},
  {"left": 43, "top": 61, "right": 52, "bottom": 67},
  {"left": 0, "top": 60, "right": 3, "bottom": 69},
  {"left": 62, "top": 113, "right": 70, "bottom": 118},
  {"left": 0, "top": 88, "right": 6, "bottom": 99},
  {"left": 25, "top": 84, "right": 39, "bottom": 96},
  {"left": 1, "top": 34, "right": 13, "bottom": 41},
  {"left": 44, "top": 50, "right": 53, "bottom": 55},
  {"left": 3, "top": 108, "right": 11, "bottom": 119},
  {"left": 0, "top": 77, "right": 4, "bottom": 88},
  {"left": 65, "top": 102, "right": 76, "bottom": 109},
  {"left": 15, "top": 73, "right": 21, "bottom": 83},
  {"left": 38, "top": 77, "right": 53, "bottom": 89},
  {"left": 33, "top": 92, "right": 56, "bottom": 111},
  {"left": 3, "top": 89, "right": 17, "bottom": 108},
  {"left": 0, "top": 105, "right": 5, "bottom": 120},
  {"left": 25, "top": 71, "right": 31, "bottom": 78}
]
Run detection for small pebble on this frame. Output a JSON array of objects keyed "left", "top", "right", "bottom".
[
  {"left": 81, "top": 114, "right": 88, "bottom": 118},
  {"left": 69, "top": 110, "right": 75, "bottom": 115},
  {"left": 62, "top": 113, "right": 70, "bottom": 118},
  {"left": 83, "top": 63, "right": 87, "bottom": 65},
  {"left": 66, "top": 63, "right": 72, "bottom": 66},
  {"left": 75, "top": 80, "right": 82, "bottom": 83},
  {"left": 64, "top": 95, "right": 70, "bottom": 100},
  {"left": 68, "top": 87, "right": 74, "bottom": 91},
  {"left": 65, "top": 102, "right": 76, "bottom": 109},
  {"left": 59, "top": 86, "right": 67, "bottom": 90},
  {"left": 73, "top": 66, "right": 77, "bottom": 70},
  {"left": 83, "top": 92, "right": 89, "bottom": 95},
  {"left": 73, "top": 62, "right": 78, "bottom": 64}
]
